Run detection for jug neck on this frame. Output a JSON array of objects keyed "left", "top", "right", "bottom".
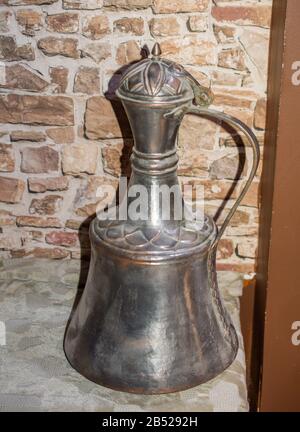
[
  {"left": 122, "top": 100, "right": 187, "bottom": 155},
  {"left": 120, "top": 100, "right": 191, "bottom": 228}
]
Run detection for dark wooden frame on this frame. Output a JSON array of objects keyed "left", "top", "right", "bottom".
[{"left": 241, "top": 0, "right": 300, "bottom": 411}]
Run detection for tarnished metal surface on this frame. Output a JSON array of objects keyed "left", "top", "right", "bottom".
[
  {"left": 0, "top": 259, "right": 248, "bottom": 411},
  {"left": 64, "top": 43, "right": 259, "bottom": 394}
]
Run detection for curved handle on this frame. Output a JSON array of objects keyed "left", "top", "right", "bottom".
[{"left": 187, "top": 106, "right": 260, "bottom": 250}]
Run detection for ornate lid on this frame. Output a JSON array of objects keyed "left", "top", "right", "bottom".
[{"left": 116, "top": 43, "right": 213, "bottom": 107}]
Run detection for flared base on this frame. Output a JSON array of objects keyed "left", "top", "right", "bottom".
[
  {"left": 64, "top": 348, "right": 238, "bottom": 395},
  {"left": 64, "top": 225, "right": 238, "bottom": 394}
]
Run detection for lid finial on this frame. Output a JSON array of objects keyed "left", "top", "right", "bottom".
[{"left": 151, "top": 42, "right": 162, "bottom": 58}]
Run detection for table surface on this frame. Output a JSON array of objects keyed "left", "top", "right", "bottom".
[{"left": 0, "top": 258, "right": 248, "bottom": 412}]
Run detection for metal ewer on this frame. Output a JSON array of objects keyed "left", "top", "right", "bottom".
[{"left": 64, "top": 43, "right": 260, "bottom": 394}]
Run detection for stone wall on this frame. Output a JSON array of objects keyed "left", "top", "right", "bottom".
[{"left": 0, "top": 0, "right": 271, "bottom": 272}]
